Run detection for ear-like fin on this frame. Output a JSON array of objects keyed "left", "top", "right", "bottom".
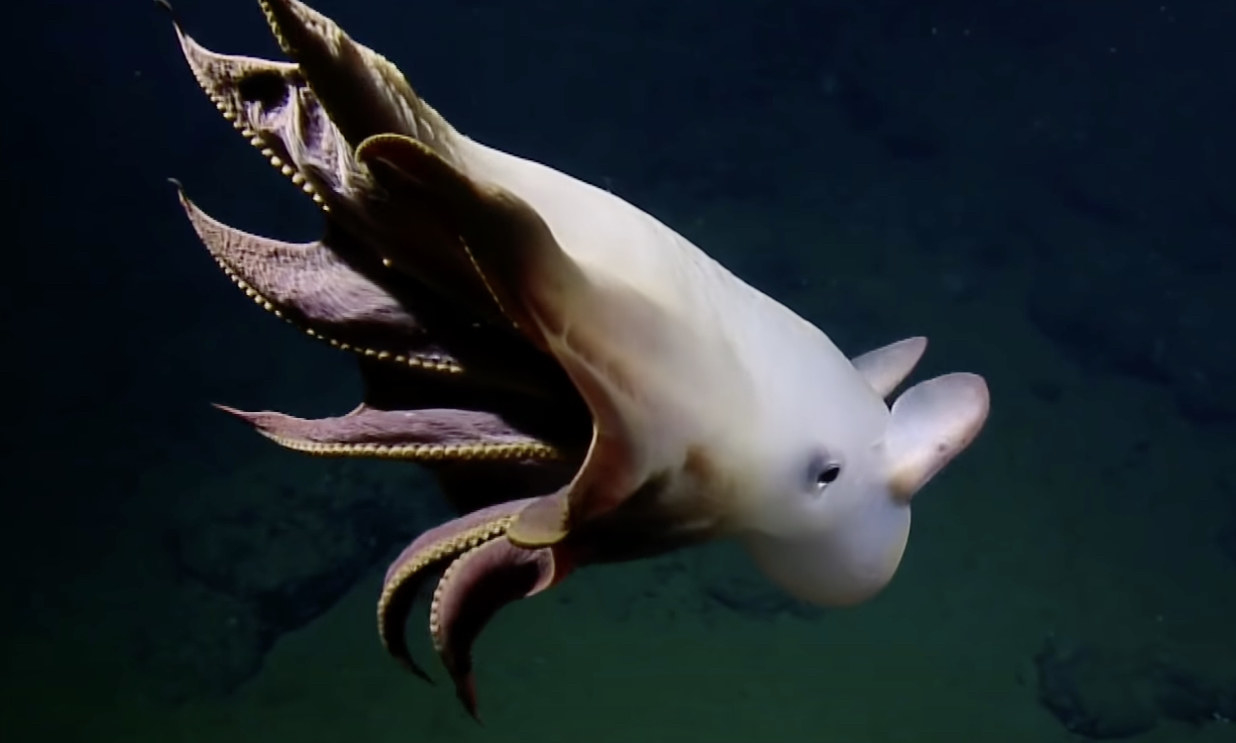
[
  {"left": 885, "top": 372, "right": 989, "bottom": 502},
  {"left": 852, "top": 337, "right": 927, "bottom": 399}
]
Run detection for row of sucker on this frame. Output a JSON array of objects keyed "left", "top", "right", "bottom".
[
  {"left": 376, "top": 515, "right": 514, "bottom": 678},
  {"left": 253, "top": 430, "right": 560, "bottom": 462},
  {"left": 176, "top": 188, "right": 465, "bottom": 375}
]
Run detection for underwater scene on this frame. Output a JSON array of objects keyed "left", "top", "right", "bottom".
[{"left": 1, "top": 1, "right": 1233, "bottom": 741}]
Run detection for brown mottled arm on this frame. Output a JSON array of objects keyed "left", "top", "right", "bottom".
[
  {"left": 167, "top": 2, "right": 505, "bottom": 324},
  {"left": 163, "top": 5, "right": 594, "bottom": 509},
  {"left": 173, "top": 185, "right": 465, "bottom": 374},
  {"left": 162, "top": 2, "right": 597, "bottom": 718}
]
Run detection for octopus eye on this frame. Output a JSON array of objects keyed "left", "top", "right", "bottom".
[
  {"left": 816, "top": 463, "right": 842, "bottom": 488},
  {"left": 804, "top": 452, "right": 842, "bottom": 493}
]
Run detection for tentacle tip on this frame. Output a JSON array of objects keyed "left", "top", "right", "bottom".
[
  {"left": 154, "top": 0, "right": 179, "bottom": 23},
  {"left": 211, "top": 403, "right": 264, "bottom": 428},
  {"left": 167, "top": 177, "right": 193, "bottom": 208},
  {"left": 400, "top": 658, "right": 435, "bottom": 685},
  {"left": 455, "top": 675, "right": 481, "bottom": 722},
  {"left": 211, "top": 402, "right": 263, "bottom": 421}
]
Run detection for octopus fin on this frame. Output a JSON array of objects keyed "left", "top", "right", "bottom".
[{"left": 851, "top": 337, "right": 927, "bottom": 399}]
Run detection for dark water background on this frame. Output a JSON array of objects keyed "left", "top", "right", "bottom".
[{"left": 1, "top": 1, "right": 1233, "bottom": 741}]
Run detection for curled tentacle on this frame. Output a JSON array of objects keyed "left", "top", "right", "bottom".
[
  {"left": 376, "top": 496, "right": 572, "bottom": 718},
  {"left": 430, "top": 535, "right": 566, "bottom": 719},
  {"left": 377, "top": 501, "right": 534, "bottom": 680}
]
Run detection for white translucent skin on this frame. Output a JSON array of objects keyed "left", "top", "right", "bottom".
[
  {"left": 456, "top": 135, "right": 988, "bottom": 608},
  {"left": 727, "top": 314, "right": 910, "bottom": 607},
  {"left": 742, "top": 500, "right": 910, "bottom": 607},
  {"left": 738, "top": 361, "right": 990, "bottom": 606}
]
